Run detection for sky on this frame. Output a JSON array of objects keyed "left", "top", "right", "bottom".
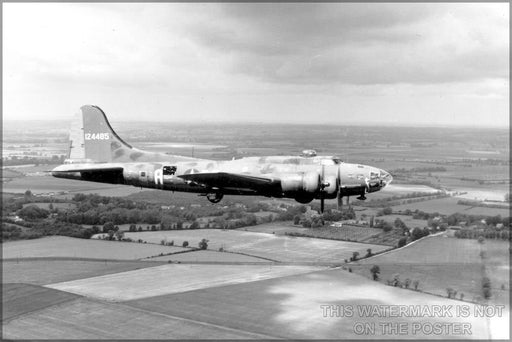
[{"left": 2, "top": 3, "right": 509, "bottom": 127}]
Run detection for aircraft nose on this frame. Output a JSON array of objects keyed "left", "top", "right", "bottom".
[{"left": 379, "top": 169, "right": 393, "bottom": 187}]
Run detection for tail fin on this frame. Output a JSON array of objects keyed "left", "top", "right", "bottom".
[{"left": 67, "top": 105, "right": 132, "bottom": 163}]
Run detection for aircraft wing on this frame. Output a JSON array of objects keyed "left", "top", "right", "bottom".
[{"left": 178, "top": 172, "right": 277, "bottom": 192}]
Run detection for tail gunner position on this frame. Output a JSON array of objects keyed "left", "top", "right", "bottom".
[{"left": 52, "top": 105, "right": 393, "bottom": 212}]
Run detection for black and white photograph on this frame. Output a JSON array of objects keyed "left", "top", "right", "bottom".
[{"left": 2, "top": 2, "right": 510, "bottom": 340}]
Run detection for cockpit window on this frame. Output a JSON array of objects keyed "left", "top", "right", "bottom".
[
  {"left": 332, "top": 158, "right": 343, "bottom": 164},
  {"left": 370, "top": 171, "right": 379, "bottom": 179}
]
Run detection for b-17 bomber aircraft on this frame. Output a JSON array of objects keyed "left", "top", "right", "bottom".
[{"left": 52, "top": 105, "right": 393, "bottom": 212}]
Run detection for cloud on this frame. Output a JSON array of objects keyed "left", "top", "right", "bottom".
[
  {"left": 185, "top": 3, "right": 508, "bottom": 85},
  {"left": 2, "top": 3, "right": 509, "bottom": 126}
]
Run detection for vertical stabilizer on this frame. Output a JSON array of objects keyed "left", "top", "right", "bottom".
[
  {"left": 68, "top": 111, "right": 85, "bottom": 160},
  {"left": 66, "top": 105, "right": 132, "bottom": 163}
]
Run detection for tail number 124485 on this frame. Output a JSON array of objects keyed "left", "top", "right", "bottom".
[{"left": 85, "top": 133, "right": 110, "bottom": 140}]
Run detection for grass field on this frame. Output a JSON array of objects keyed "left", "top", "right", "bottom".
[
  {"left": 442, "top": 165, "right": 509, "bottom": 180},
  {"left": 4, "top": 261, "right": 508, "bottom": 339},
  {"left": 361, "top": 234, "right": 482, "bottom": 265},
  {"left": 354, "top": 235, "right": 510, "bottom": 305},
  {"left": 1, "top": 168, "right": 24, "bottom": 179},
  {"left": 46, "top": 264, "right": 323, "bottom": 301},
  {"left": 459, "top": 205, "right": 511, "bottom": 217},
  {"left": 289, "top": 225, "right": 392, "bottom": 245},
  {"left": 2, "top": 284, "right": 79, "bottom": 321},
  {"left": 2, "top": 123, "right": 509, "bottom": 339},
  {"left": 125, "top": 268, "right": 506, "bottom": 339},
  {"left": 239, "top": 222, "right": 310, "bottom": 235},
  {"left": 3, "top": 297, "right": 268, "bottom": 339},
  {"left": 103, "top": 229, "right": 391, "bottom": 263},
  {"left": 2, "top": 236, "right": 188, "bottom": 260},
  {"left": 454, "top": 187, "right": 509, "bottom": 203},
  {"left": 2, "top": 259, "right": 163, "bottom": 285},
  {"left": 377, "top": 214, "right": 428, "bottom": 229},
  {"left": 481, "top": 239, "right": 511, "bottom": 305}
]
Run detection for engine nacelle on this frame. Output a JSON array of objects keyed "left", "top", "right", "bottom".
[
  {"left": 207, "top": 192, "right": 224, "bottom": 203},
  {"left": 294, "top": 193, "right": 315, "bottom": 204},
  {"left": 322, "top": 174, "right": 338, "bottom": 196},
  {"left": 281, "top": 172, "right": 321, "bottom": 194}
]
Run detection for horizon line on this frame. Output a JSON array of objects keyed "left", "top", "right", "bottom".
[{"left": 3, "top": 118, "right": 509, "bottom": 129}]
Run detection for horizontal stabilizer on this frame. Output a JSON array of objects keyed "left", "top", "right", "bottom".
[{"left": 51, "top": 163, "right": 125, "bottom": 184}]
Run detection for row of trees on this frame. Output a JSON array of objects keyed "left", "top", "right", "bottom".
[
  {"left": 292, "top": 208, "right": 357, "bottom": 228},
  {"left": 411, "top": 227, "right": 430, "bottom": 241},
  {"left": 363, "top": 191, "right": 445, "bottom": 208},
  {"left": 2, "top": 223, "right": 43, "bottom": 241},
  {"left": 57, "top": 194, "right": 310, "bottom": 229},
  {"left": 368, "top": 266, "right": 421, "bottom": 290},
  {"left": 401, "top": 209, "right": 510, "bottom": 228},
  {"left": 454, "top": 228, "right": 509, "bottom": 240}
]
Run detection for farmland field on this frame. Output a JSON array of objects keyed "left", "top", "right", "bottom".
[
  {"left": 481, "top": 239, "right": 511, "bottom": 305},
  {"left": 2, "top": 236, "right": 188, "bottom": 260},
  {"left": 2, "top": 259, "right": 163, "bottom": 285},
  {"left": 46, "top": 264, "right": 323, "bottom": 301},
  {"left": 459, "top": 205, "right": 512, "bottom": 217},
  {"left": 291, "top": 225, "right": 390, "bottom": 244},
  {"left": 240, "top": 222, "right": 310, "bottom": 235},
  {"left": 3, "top": 297, "right": 267, "bottom": 339},
  {"left": 354, "top": 235, "right": 510, "bottom": 305},
  {"left": 97, "top": 229, "right": 391, "bottom": 263},
  {"left": 125, "top": 268, "right": 506, "bottom": 339},
  {"left": 376, "top": 214, "right": 428, "bottom": 229},
  {"left": 3, "top": 262, "right": 508, "bottom": 339},
  {"left": 3, "top": 284, "right": 79, "bottom": 320},
  {"left": 360, "top": 234, "right": 482, "bottom": 264},
  {"left": 2, "top": 122, "right": 509, "bottom": 340},
  {"left": 245, "top": 221, "right": 393, "bottom": 243}
]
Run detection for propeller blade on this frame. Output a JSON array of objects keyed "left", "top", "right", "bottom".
[
  {"left": 320, "top": 164, "right": 325, "bottom": 213},
  {"left": 336, "top": 166, "right": 342, "bottom": 210}
]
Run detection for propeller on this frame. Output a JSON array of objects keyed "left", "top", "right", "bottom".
[
  {"left": 336, "top": 165, "right": 343, "bottom": 211},
  {"left": 320, "top": 164, "right": 325, "bottom": 213},
  {"left": 337, "top": 190, "right": 343, "bottom": 211},
  {"left": 356, "top": 176, "right": 369, "bottom": 200}
]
